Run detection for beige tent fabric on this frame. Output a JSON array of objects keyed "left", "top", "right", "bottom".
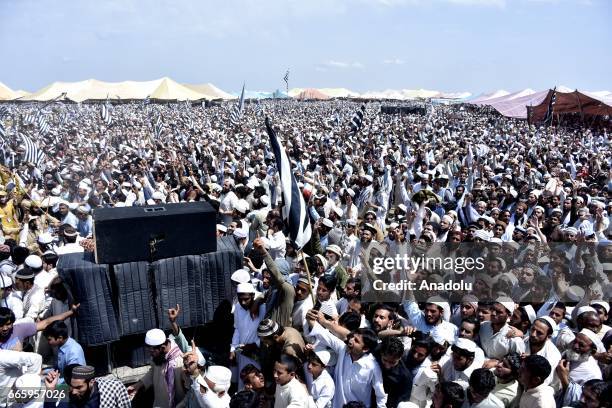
[
  {"left": 182, "top": 83, "right": 235, "bottom": 100},
  {"left": 21, "top": 77, "right": 220, "bottom": 102},
  {"left": 0, "top": 82, "right": 26, "bottom": 100}
]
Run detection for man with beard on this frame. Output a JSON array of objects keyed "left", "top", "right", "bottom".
[
  {"left": 219, "top": 179, "right": 239, "bottom": 226},
  {"left": 227, "top": 282, "right": 264, "bottom": 390},
  {"left": 465, "top": 368, "right": 504, "bottom": 408},
  {"left": 347, "top": 223, "right": 376, "bottom": 276},
  {"left": 402, "top": 295, "right": 457, "bottom": 340},
  {"left": 374, "top": 336, "right": 412, "bottom": 408},
  {"left": 434, "top": 338, "right": 479, "bottom": 390},
  {"left": 556, "top": 329, "right": 604, "bottom": 407},
  {"left": 407, "top": 334, "right": 438, "bottom": 408},
  {"left": 479, "top": 298, "right": 525, "bottom": 367},
  {"left": 370, "top": 303, "right": 397, "bottom": 335},
  {"left": 492, "top": 353, "right": 521, "bottom": 408},
  {"left": 127, "top": 329, "right": 186, "bottom": 407},
  {"left": 523, "top": 317, "right": 560, "bottom": 386},
  {"left": 292, "top": 277, "right": 314, "bottom": 335},
  {"left": 44, "top": 365, "right": 130, "bottom": 408}
]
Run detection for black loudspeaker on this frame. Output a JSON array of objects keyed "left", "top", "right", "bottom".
[{"left": 93, "top": 202, "right": 217, "bottom": 264}]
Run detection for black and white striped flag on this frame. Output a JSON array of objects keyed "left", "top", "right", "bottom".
[
  {"left": 0, "top": 121, "right": 5, "bottom": 139},
  {"left": 349, "top": 104, "right": 366, "bottom": 134},
  {"left": 23, "top": 113, "right": 36, "bottom": 126},
  {"left": 21, "top": 134, "right": 45, "bottom": 168},
  {"left": 264, "top": 117, "right": 312, "bottom": 250},
  {"left": 230, "top": 84, "right": 245, "bottom": 126},
  {"left": 38, "top": 115, "right": 50, "bottom": 135},
  {"left": 0, "top": 106, "right": 8, "bottom": 118},
  {"left": 543, "top": 88, "right": 557, "bottom": 125},
  {"left": 153, "top": 115, "right": 163, "bottom": 139},
  {"left": 101, "top": 100, "right": 112, "bottom": 126},
  {"left": 283, "top": 70, "right": 289, "bottom": 86}
]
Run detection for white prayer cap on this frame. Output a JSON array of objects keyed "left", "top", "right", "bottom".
[
  {"left": 426, "top": 296, "right": 450, "bottom": 321},
  {"left": 314, "top": 349, "right": 332, "bottom": 366},
  {"left": 15, "top": 373, "right": 42, "bottom": 389},
  {"left": 236, "top": 282, "right": 256, "bottom": 294},
  {"left": 579, "top": 329, "right": 606, "bottom": 353},
  {"left": 25, "top": 255, "right": 43, "bottom": 269},
  {"left": 363, "top": 175, "right": 373, "bottom": 183},
  {"left": 205, "top": 366, "right": 232, "bottom": 390},
  {"left": 473, "top": 229, "right": 491, "bottom": 242},
  {"left": 453, "top": 338, "right": 477, "bottom": 354},
  {"left": 495, "top": 297, "right": 516, "bottom": 314},
  {"left": 235, "top": 199, "right": 249, "bottom": 214},
  {"left": 397, "top": 204, "right": 407, "bottom": 213},
  {"left": 523, "top": 305, "right": 537, "bottom": 324},
  {"left": 345, "top": 188, "right": 355, "bottom": 198},
  {"left": 37, "top": 233, "right": 54, "bottom": 245},
  {"left": 536, "top": 316, "right": 557, "bottom": 333},
  {"left": 260, "top": 195, "right": 270, "bottom": 206},
  {"left": 575, "top": 306, "right": 597, "bottom": 317},
  {"left": 231, "top": 269, "right": 251, "bottom": 284},
  {"left": 216, "top": 224, "right": 227, "bottom": 233},
  {"left": 144, "top": 329, "right": 166, "bottom": 346},
  {"left": 590, "top": 301, "right": 610, "bottom": 314},
  {"left": 321, "top": 218, "right": 334, "bottom": 228},
  {"left": 332, "top": 207, "right": 344, "bottom": 217},
  {"left": 233, "top": 228, "right": 248, "bottom": 239}
]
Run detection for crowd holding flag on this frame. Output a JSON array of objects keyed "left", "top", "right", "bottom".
[
  {"left": 349, "top": 104, "right": 366, "bottom": 134},
  {"left": 264, "top": 116, "right": 312, "bottom": 250},
  {"left": 283, "top": 69, "right": 289, "bottom": 93},
  {"left": 229, "top": 83, "right": 245, "bottom": 126},
  {"left": 101, "top": 97, "right": 113, "bottom": 126},
  {"left": 544, "top": 87, "right": 557, "bottom": 125},
  {"left": 20, "top": 133, "right": 45, "bottom": 169}
]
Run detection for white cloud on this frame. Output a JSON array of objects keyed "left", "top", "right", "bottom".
[
  {"left": 383, "top": 58, "right": 405, "bottom": 65},
  {"left": 323, "top": 60, "right": 365, "bottom": 69}
]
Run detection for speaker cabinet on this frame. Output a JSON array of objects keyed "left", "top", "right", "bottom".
[{"left": 93, "top": 202, "right": 216, "bottom": 264}]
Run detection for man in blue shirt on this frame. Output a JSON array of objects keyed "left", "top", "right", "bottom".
[{"left": 43, "top": 320, "right": 86, "bottom": 378}]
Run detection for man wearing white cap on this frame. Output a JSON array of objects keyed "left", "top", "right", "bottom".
[
  {"left": 479, "top": 298, "right": 525, "bottom": 365},
  {"left": 230, "top": 282, "right": 265, "bottom": 390},
  {"left": 523, "top": 317, "right": 560, "bottom": 385},
  {"left": 557, "top": 329, "right": 604, "bottom": 407},
  {"left": 0, "top": 272, "right": 23, "bottom": 317},
  {"left": 261, "top": 217, "right": 286, "bottom": 260},
  {"left": 127, "top": 328, "right": 186, "bottom": 407},
  {"left": 189, "top": 365, "right": 232, "bottom": 408},
  {"left": 590, "top": 300, "right": 612, "bottom": 339},
  {"left": 402, "top": 295, "right": 458, "bottom": 340},
  {"left": 307, "top": 349, "right": 335, "bottom": 408},
  {"left": 435, "top": 338, "right": 479, "bottom": 390}
]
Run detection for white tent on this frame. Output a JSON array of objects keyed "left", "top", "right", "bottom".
[
  {"left": 0, "top": 82, "right": 28, "bottom": 100},
  {"left": 21, "top": 77, "right": 222, "bottom": 102},
  {"left": 182, "top": 83, "right": 235, "bottom": 100}
]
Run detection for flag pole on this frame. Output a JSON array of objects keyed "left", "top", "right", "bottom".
[{"left": 299, "top": 249, "right": 316, "bottom": 305}]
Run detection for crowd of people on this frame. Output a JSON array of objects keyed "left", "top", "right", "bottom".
[{"left": 0, "top": 98, "right": 611, "bottom": 407}]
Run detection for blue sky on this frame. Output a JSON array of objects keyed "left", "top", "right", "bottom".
[{"left": 1, "top": 0, "right": 610, "bottom": 95}]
